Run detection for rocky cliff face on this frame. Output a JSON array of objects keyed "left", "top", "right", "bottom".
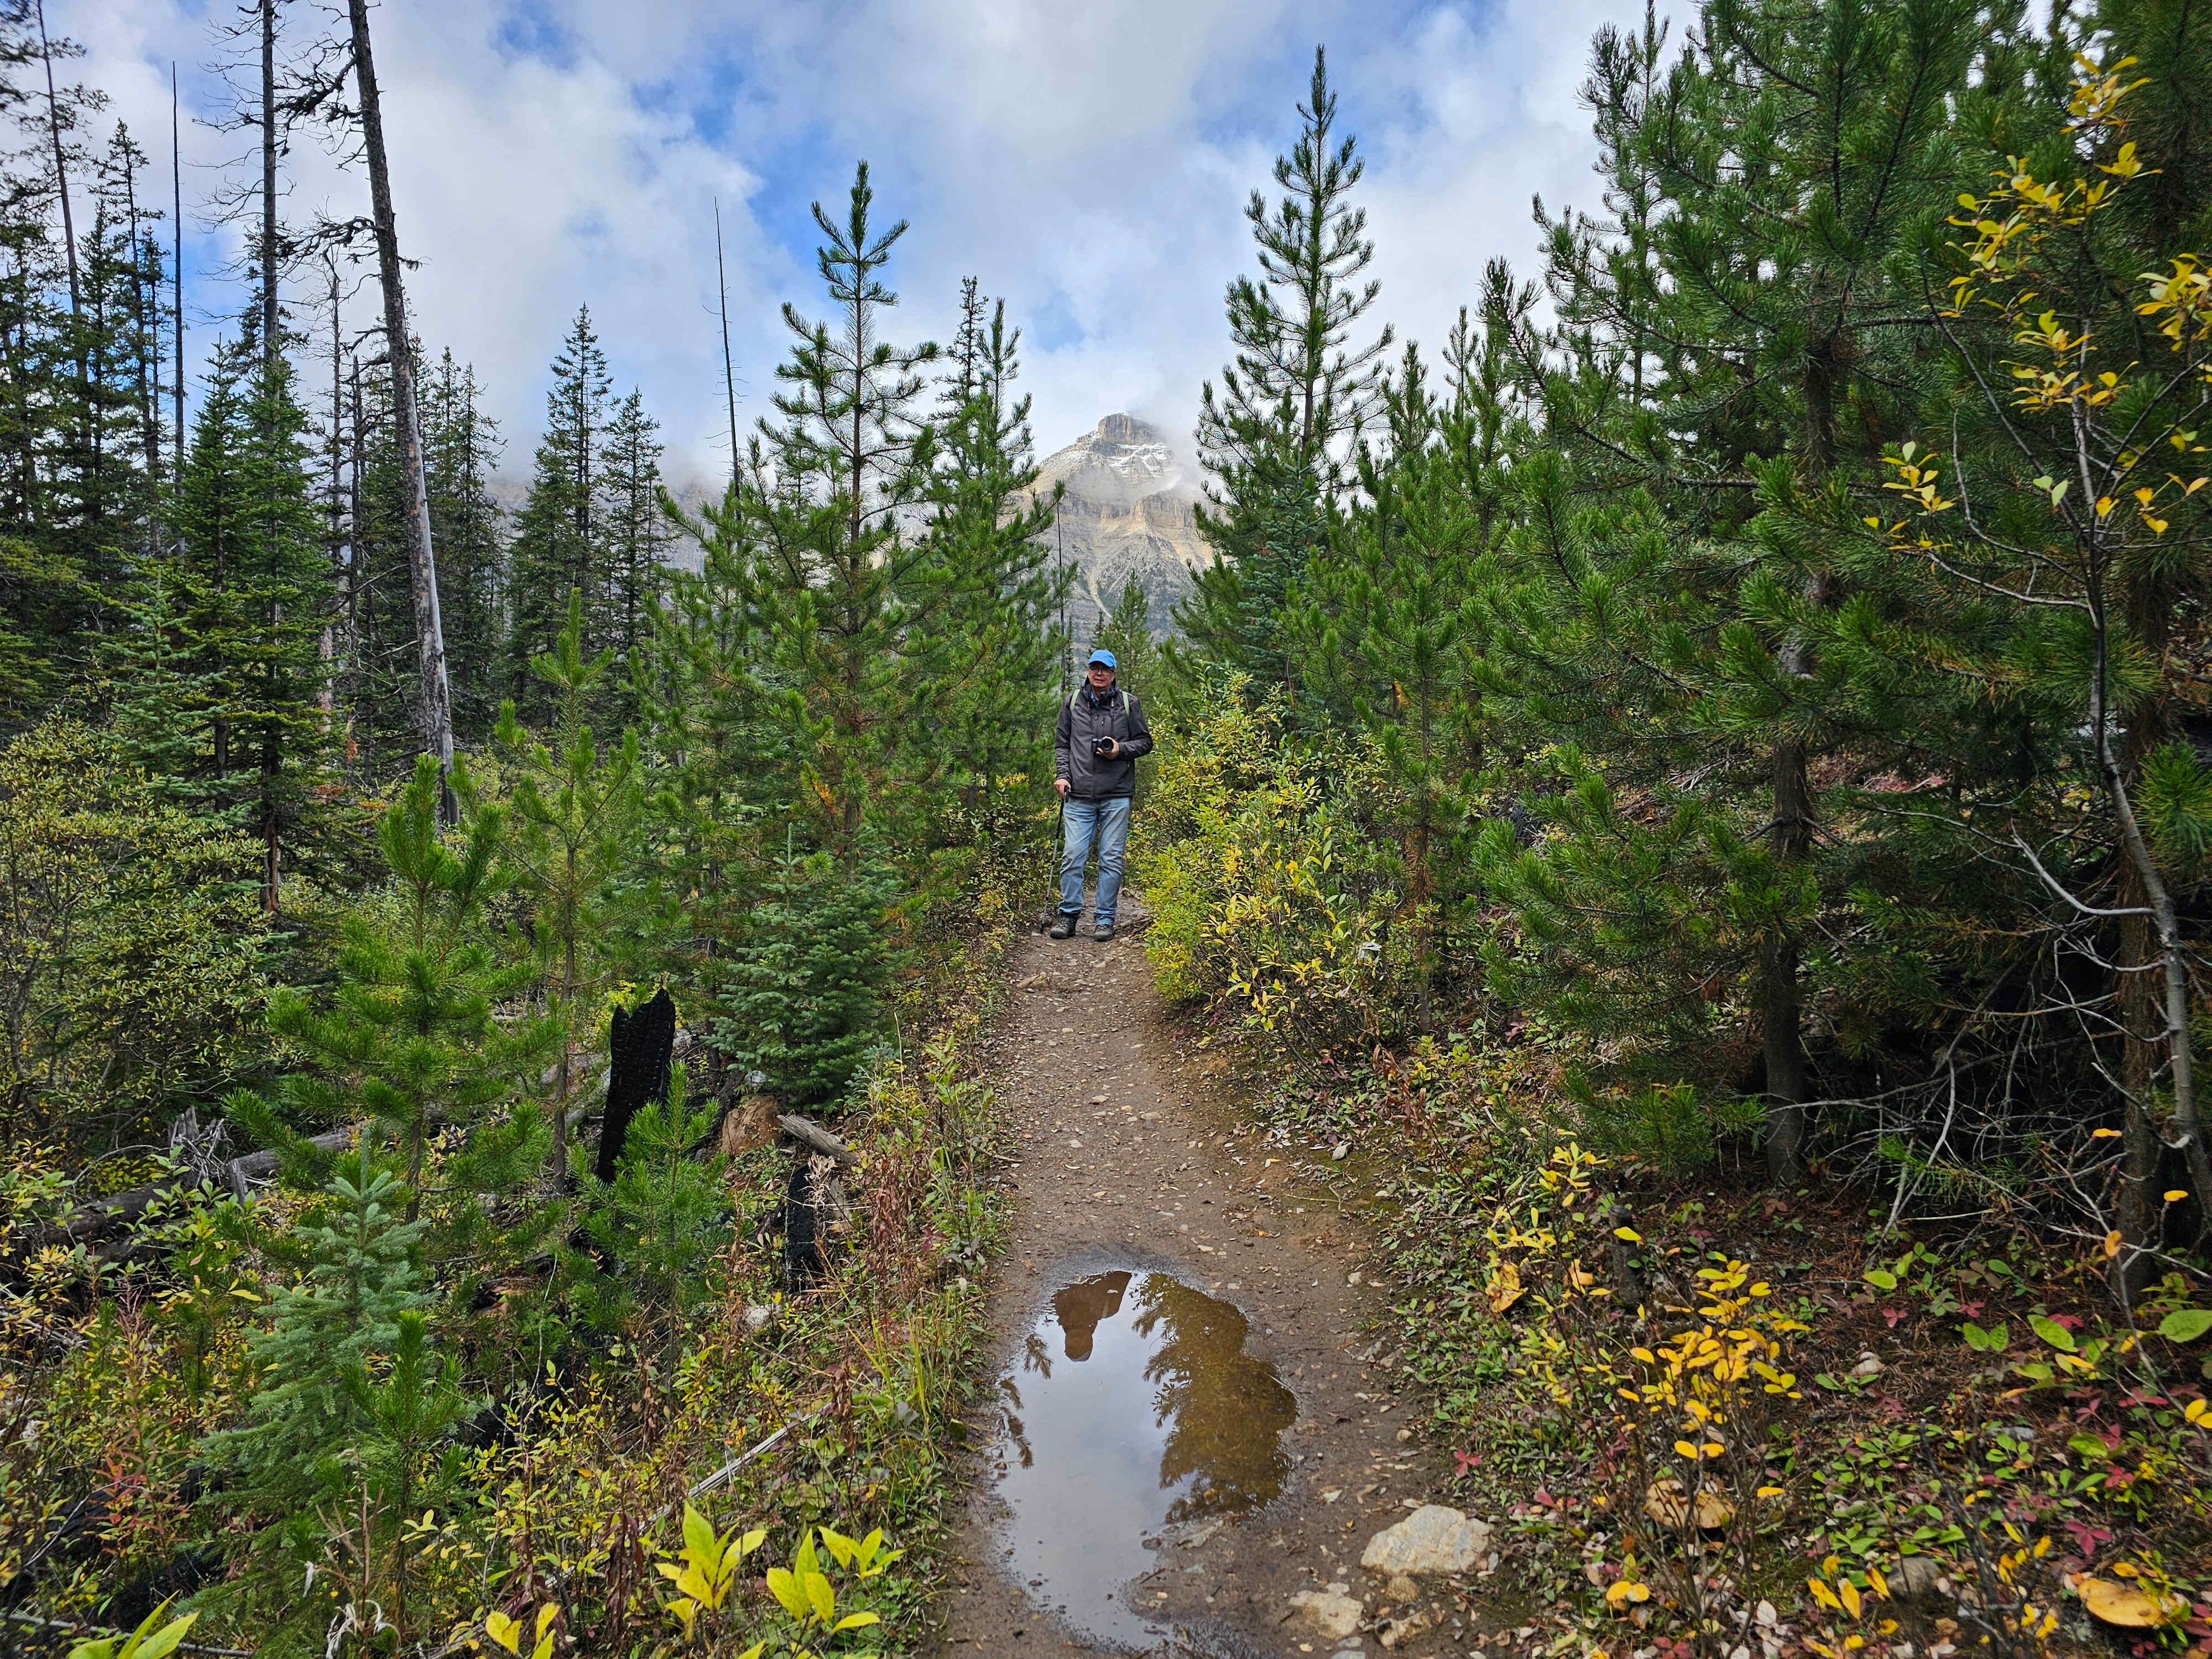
[{"left": 1025, "top": 414, "right": 1211, "bottom": 639}]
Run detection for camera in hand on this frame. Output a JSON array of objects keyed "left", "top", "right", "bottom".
[{"left": 1092, "top": 736, "right": 1118, "bottom": 759}]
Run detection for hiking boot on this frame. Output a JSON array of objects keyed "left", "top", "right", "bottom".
[
  {"left": 1094, "top": 921, "right": 1115, "bottom": 943},
  {"left": 1048, "top": 912, "right": 1078, "bottom": 940}
]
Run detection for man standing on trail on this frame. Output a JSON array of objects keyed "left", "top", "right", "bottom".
[{"left": 1052, "top": 648, "right": 1152, "bottom": 942}]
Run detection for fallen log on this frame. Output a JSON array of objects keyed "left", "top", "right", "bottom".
[
  {"left": 15, "top": 1099, "right": 605, "bottom": 1261},
  {"left": 777, "top": 1113, "right": 859, "bottom": 1167},
  {"left": 10, "top": 1125, "right": 363, "bottom": 1260}
]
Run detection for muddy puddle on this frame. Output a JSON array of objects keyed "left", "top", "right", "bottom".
[{"left": 987, "top": 1270, "right": 1297, "bottom": 1651}]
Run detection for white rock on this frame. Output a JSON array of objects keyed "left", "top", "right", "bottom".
[
  {"left": 1360, "top": 1505, "right": 1492, "bottom": 1577},
  {"left": 1851, "top": 1351, "right": 1886, "bottom": 1378},
  {"left": 1288, "top": 1588, "right": 1365, "bottom": 1639}
]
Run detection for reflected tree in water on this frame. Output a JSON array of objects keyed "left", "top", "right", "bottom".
[{"left": 1128, "top": 1274, "right": 1295, "bottom": 1520}]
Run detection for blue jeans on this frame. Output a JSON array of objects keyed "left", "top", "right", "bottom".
[{"left": 1058, "top": 796, "right": 1132, "bottom": 926}]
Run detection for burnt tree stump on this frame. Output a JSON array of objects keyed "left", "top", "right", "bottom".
[{"left": 596, "top": 987, "right": 677, "bottom": 1182}]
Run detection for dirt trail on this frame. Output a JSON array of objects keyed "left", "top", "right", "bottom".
[{"left": 930, "top": 919, "right": 1491, "bottom": 1658}]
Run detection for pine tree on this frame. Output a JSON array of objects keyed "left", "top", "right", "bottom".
[
  {"left": 101, "top": 561, "right": 227, "bottom": 813},
  {"left": 333, "top": 345, "right": 416, "bottom": 774},
  {"left": 1182, "top": 46, "right": 1390, "bottom": 702},
  {"left": 576, "top": 1061, "right": 726, "bottom": 1343},
  {"left": 336, "top": 1309, "right": 469, "bottom": 1649},
  {"left": 909, "top": 277, "right": 1062, "bottom": 825},
  {"left": 495, "top": 591, "right": 640, "bottom": 1185},
  {"left": 422, "top": 348, "right": 507, "bottom": 740},
  {"left": 1289, "top": 309, "right": 1524, "bottom": 1022},
  {"left": 599, "top": 387, "right": 671, "bottom": 730},
  {"left": 707, "top": 842, "right": 895, "bottom": 1106},
  {"left": 2096, "top": 0, "right": 2212, "bottom": 253},
  {"left": 505, "top": 306, "right": 610, "bottom": 722},
  {"left": 1477, "top": 0, "right": 2006, "bottom": 1180},
  {"left": 0, "top": 101, "right": 171, "bottom": 716},
  {"left": 247, "top": 754, "right": 558, "bottom": 1219},
  {"left": 171, "top": 331, "right": 337, "bottom": 912},
  {"left": 1095, "top": 570, "right": 1158, "bottom": 697},
  {"left": 197, "top": 1161, "right": 428, "bottom": 1524},
  {"left": 666, "top": 163, "right": 940, "bottom": 858}
]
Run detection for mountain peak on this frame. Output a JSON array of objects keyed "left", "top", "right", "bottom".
[{"left": 1025, "top": 415, "right": 1211, "bottom": 641}]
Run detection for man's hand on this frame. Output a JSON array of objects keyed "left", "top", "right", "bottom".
[
  {"left": 1056, "top": 777, "right": 1071, "bottom": 797},
  {"left": 1102, "top": 738, "right": 1121, "bottom": 758}
]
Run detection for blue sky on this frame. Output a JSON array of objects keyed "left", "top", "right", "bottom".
[{"left": 61, "top": 0, "right": 1651, "bottom": 485}]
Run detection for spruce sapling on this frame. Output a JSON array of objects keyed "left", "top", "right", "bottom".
[
  {"left": 576, "top": 1062, "right": 728, "bottom": 1350},
  {"left": 708, "top": 844, "right": 894, "bottom": 1106},
  {"left": 336, "top": 1310, "right": 470, "bottom": 1650},
  {"left": 197, "top": 1161, "right": 425, "bottom": 1530},
  {"left": 495, "top": 588, "right": 640, "bottom": 1188}
]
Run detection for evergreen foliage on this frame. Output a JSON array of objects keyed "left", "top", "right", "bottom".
[
  {"left": 170, "top": 333, "right": 338, "bottom": 911},
  {"left": 599, "top": 387, "right": 673, "bottom": 730},
  {"left": 576, "top": 1061, "right": 727, "bottom": 1334},
  {"left": 20, "top": 3, "right": 2212, "bottom": 1648},
  {"left": 912, "top": 277, "right": 1065, "bottom": 821},
  {"left": 247, "top": 755, "right": 557, "bottom": 1220},
  {"left": 1288, "top": 322, "right": 1517, "bottom": 1020},
  {"left": 495, "top": 590, "right": 641, "bottom": 1183},
  {"left": 334, "top": 1308, "right": 470, "bottom": 1647},
  {"left": 505, "top": 307, "right": 613, "bottom": 723},
  {"left": 422, "top": 348, "right": 508, "bottom": 740},
  {"left": 1183, "top": 46, "right": 1389, "bottom": 700},
  {"left": 707, "top": 842, "right": 896, "bottom": 1107},
  {"left": 197, "top": 1162, "right": 428, "bottom": 1525},
  {"left": 1095, "top": 570, "right": 1159, "bottom": 695}
]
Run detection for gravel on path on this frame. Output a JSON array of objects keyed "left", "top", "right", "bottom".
[{"left": 928, "top": 921, "right": 1490, "bottom": 1659}]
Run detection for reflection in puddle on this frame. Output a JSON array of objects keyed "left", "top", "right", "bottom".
[{"left": 992, "top": 1271, "right": 1296, "bottom": 1649}]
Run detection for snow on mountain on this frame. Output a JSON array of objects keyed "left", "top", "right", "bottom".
[{"left": 1024, "top": 413, "right": 1211, "bottom": 640}]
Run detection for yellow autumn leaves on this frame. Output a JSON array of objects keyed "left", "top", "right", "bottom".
[{"left": 481, "top": 1506, "right": 899, "bottom": 1657}]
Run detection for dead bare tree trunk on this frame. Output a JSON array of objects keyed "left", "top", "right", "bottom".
[
  {"left": 258, "top": 0, "right": 284, "bottom": 917},
  {"left": 345, "top": 0, "right": 455, "bottom": 812},
  {"left": 34, "top": 0, "right": 79, "bottom": 320},
  {"left": 119, "top": 138, "right": 162, "bottom": 556},
  {"left": 171, "top": 64, "right": 185, "bottom": 483},
  {"left": 319, "top": 254, "right": 342, "bottom": 719},
  {"left": 715, "top": 196, "right": 740, "bottom": 484},
  {"left": 259, "top": 0, "right": 279, "bottom": 367}
]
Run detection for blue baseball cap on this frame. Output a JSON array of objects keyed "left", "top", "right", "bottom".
[{"left": 1087, "top": 649, "right": 1117, "bottom": 669}]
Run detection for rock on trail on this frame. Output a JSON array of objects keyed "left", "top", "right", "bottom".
[{"left": 1358, "top": 1508, "right": 1492, "bottom": 1578}]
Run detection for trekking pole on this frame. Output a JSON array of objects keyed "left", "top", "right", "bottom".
[{"left": 1051, "top": 791, "right": 1066, "bottom": 931}]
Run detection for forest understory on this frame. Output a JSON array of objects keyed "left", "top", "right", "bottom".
[{"left": 9, "top": 0, "right": 2212, "bottom": 1648}]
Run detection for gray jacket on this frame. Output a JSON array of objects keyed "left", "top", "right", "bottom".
[{"left": 1056, "top": 683, "right": 1154, "bottom": 800}]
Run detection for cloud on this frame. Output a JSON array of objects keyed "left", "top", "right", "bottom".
[{"left": 53, "top": 0, "right": 1653, "bottom": 489}]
